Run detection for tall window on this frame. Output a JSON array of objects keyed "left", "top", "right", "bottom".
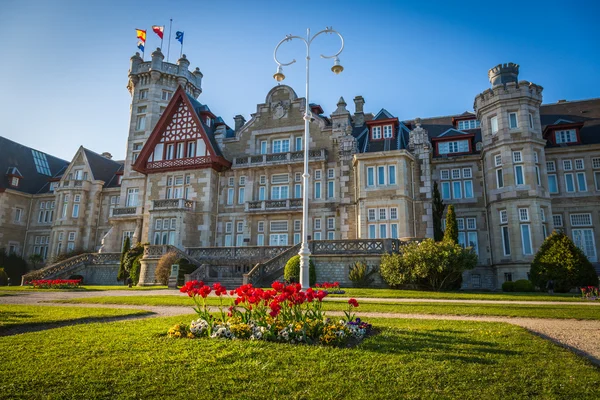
[
  {"left": 227, "top": 188, "right": 234, "bottom": 205},
  {"left": 388, "top": 165, "right": 396, "bottom": 185},
  {"left": 440, "top": 168, "right": 474, "bottom": 199},
  {"left": 238, "top": 187, "right": 245, "bottom": 204},
  {"left": 314, "top": 182, "right": 321, "bottom": 199},
  {"left": 295, "top": 137, "right": 302, "bottom": 151},
  {"left": 490, "top": 116, "right": 498, "bottom": 134},
  {"left": 260, "top": 140, "right": 267, "bottom": 154},
  {"left": 126, "top": 188, "right": 139, "bottom": 207},
  {"left": 513, "top": 151, "right": 524, "bottom": 186},
  {"left": 508, "top": 112, "right": 518, "bottom": 129},
  {"left": 383, "top": 125, "right": 393, "bottom": 139},
  {"left": 135, "top": 106, "right": 147, "bottom": 131},
  {"left": 372, "top": 126, "right": 381, "bottom": 139},
  {"left": 153, "top": 218, "right": 176, "bottom": 245},
  {"left": 367, "top": 167, "right": 374, "bottom": 186},
  {"left": 15, "top": 208, "right": 22, "bottom": 223}
]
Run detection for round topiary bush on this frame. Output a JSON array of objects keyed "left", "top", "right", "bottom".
[
  {"left": 283, "top": 255, "right": 316, "bottom": 286},
  {"left": 502, "top": 281, "right": 515, "bottom": 292},
  {"left": 513, "top": 279, "right": 535, "bottom": 292}
]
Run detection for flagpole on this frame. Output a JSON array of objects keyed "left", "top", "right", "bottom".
[
  {"left": 167, "top": 19, "right": 173, "bottom": 62},
  {"left": 160, "top": 25, "right": 164, "bottom": 51},
  {"left": 180, "top": 39, "right": 184, "bottom": 58}
]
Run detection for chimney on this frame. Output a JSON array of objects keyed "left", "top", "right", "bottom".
[
  {"left": 101, "top": 152, "right": 113, "bottom": 160},
  {"left": 234, "top": 115, "right": 246, "bottom": 132},
  {"left": 488, "top": 63, "right": 519, "bottom": 87},
  {"left": 353, "top": 96, "right": 365, "bottom": 127}
]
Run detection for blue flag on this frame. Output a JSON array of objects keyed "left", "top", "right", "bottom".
[
  {"left": 137, "top": 41, "right": 145, "bottom": 52},
  {"left": 176, "top": 31, "right": 184, "bottom": 44}
]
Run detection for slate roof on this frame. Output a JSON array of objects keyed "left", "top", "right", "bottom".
[
  {"left": 82, "top": 148, "right": 123, "bottom": 187},
  {"left": 539, "top": 98, "right": 600, "bottom": 147},
  {"left": 354, "top": 109, "right": 412, "bottom": 154},
  {"left": 0, "top": 136, "right": 69, "bottom": 194},
  {"left": 186, "top": 94, "right": 226, "bottom": 156}
]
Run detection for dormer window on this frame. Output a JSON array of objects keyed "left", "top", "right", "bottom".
[
  {"left": 555, "top": 129, "right": 577, "bottom": 144},
  {"left": 206, "top": 117, "right": 211, "bottom": 127},
  {"left": 457, "top": 120, "right": 481, "bottom": 130},
  {"left": 383, "top": 125, "right": 393, "bottom": 139},
  {"left": 372, "top": 126, "right": 382, "bottom": 140},
  {"left": 438, "top": 140, "right": 469, "bottom": 155},
  {"left": 10, "top": 177, "right": 19, "bottom": 187}
]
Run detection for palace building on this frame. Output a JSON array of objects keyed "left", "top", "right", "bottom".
[{"left": 2, "top": 48, "right": 599, "bottom": 289}]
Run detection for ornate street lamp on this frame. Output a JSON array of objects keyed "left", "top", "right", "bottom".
[{"left": 272, "top": 27, "right": 344, "bottom": 290}]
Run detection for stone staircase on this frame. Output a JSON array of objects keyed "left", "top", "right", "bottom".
[
  {"left": 21, "top": 253, "right": 121, "bottom": 284},
  {"left": 244, "top": 243, "right": 302, "bottom": 286}
]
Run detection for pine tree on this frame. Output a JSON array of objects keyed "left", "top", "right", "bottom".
[
  {"left": 443, "top": 205, "right": 458, "bottom": 244},
  {"left": 117, "top": 236, "right": 131, "bottom": 281},
  {"left": 432, "top": 181, "right": 445, "bottom": 242}
]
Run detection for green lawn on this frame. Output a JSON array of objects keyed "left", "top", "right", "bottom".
[
  {"left": 0, "top": 285, "right": 167, "bottom": 292},
  {"left": 328, "top": 288, "right": 581, "bottom": 302},
  {"left": 54, "top": 295, "right": 600, "bottom": 320},
  {"left": 0, "top": 314, "right": 598, "bottom": 399},
  {"left": 0, "top": 305, "right": 152, "bottom": 333}
]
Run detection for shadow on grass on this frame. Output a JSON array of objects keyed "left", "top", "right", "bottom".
[
  {"left": 0, "top": 312, "right": 155, "bottom": 337},
  {"left": 359, "top": 328, "right": 520, "bottom": 364}
]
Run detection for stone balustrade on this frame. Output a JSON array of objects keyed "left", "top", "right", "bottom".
[
  {"left": 21, "top": 252, "right": 121, "bottom": 283},
  {"left": 232, "top": 149, "right": 327, "bottom": 168},
  {"left": 110, "top": 206, "right": 141, "bottom": 217},
  {"left": 152, "top": 198, "right": 195, "bottom": 211},
  {"left": 245, "top": 199, "right": 302, "bottom": 212}
]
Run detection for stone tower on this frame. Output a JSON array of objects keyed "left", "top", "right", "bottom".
[
  {"left": 474, "top": 63, "right": 550, "bottom": 282},
  {"left": 102, "top": 49, "right": 203, "bottom": 252}
]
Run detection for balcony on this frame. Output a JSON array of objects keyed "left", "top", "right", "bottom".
[
  {"left": 245, "top": 198, "right": 302, "bottom": 213},
  {"left": 109, "top": 206, "right": 142, "bottom": 218},
  {"left": 232, "top": 149, "right": 327, "bottom": 168},
  {"left": 151, "top": 199, "right": 196, "bottom": 211}
]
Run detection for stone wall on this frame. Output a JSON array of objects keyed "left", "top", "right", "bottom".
[
  {"left": 312, "top": 254, "right": 387, "bottom": 288},
  {"left": 64, "top": 263, "right": 121, "bottom": 285}
]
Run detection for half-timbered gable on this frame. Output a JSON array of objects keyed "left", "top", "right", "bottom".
[{"left": 133, "top": 86, "right": 230, "bottom": 174}]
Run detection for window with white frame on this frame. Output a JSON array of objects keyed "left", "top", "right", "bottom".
[
  {"left": 270, "top": 221, "right": 288, "bottom": 232},
  {"left": 508, "top": 112, "right": 518, "bottom": 129},
  {"left": 294, "top": 220, "right": 301, "bottom": 231},
  {"left": 521, "top": 224, "right": 533, "bottom": 255},
  {"left": 571, "top": 213, "right": 592, "bottom": 227},
  {"left": 441, "top": 170, "right": 450, "bottom": 180},
  {"left": 272, "top": 139, "right": 290, "bottom": 153},
  {"left": 368, "top": 209, "right": 376, "bottom": 221},
  {"left": 239, "top": 176, "right": 246, "bottom": 185},
  {"left": 548, "top": 174, "right": 558, "bottom": 194},
  {"left": 529, "top": 113, "right": 534, "bottom": 129},
  {"left": 379, "top": 208, "right": 387, "bottom": 221},
  {"left": 126, "top": 188, "right": 139, "bottom": 207},
  {"left": 593, "top": 158, "right": 600, "bottom": 169},
  {"left": 383, "top": 125, "right": 393, "bottom": 139},
  {"left": 327, "top": 217, "right": 335, "bottom": 230},
  {"left": 295, "top": 172, "right": 302, "bottom": 182},
  {"left": 314, "top": 218, "right": 321, "bottom": 231},
  {"left": 372, "top": 126, "right": 382, "bottom": 139},
  {"left": 440, "top": 167, "right": 474, "bottom": 200},
  {"left": 327, "top": 180, "right": 335, "bottom": 199},
  {"left": 313, "top": 232, "right": 322, "bottom": 241},
  {"left": 438, "top": 140, "right": 469, "bottom": 155},
  {"left": 257, "top": 234, "right": 264, "bottom": 246},
  {"left": 68, "top": 232, "right": 76, "bottom": 241},
  {"left": 139, "top": 89, "right": 148, "bottom": 100},
  {"left": 546, "top": 161, "right": 556, "bottom": 172},
  {"left": 271, "top": 232, "right": 288, "bottom": 245},
  {"left": 458, "top": 119, "right": 480, "bottom": 130},
  {"left": 15, "top": 207, "right": 22, "bottom": 223},
  {"left": 575, "top": 159, "right": 584, "bottom": 170},
  {"left": 238, "top": 187, "right": 245, "bottom": 204},
  {"left": 293, "top": 233, "right": 301, "bottom": 245},
  {"left": 327, "top": 231, "right": 335, "bottom": 240},
  {"left": 552, "top": 214, "right": 563, "bottom": 227},
  {"left": 555, "top": 129, "right": 577, "bottom": 144},
  {"left": 135, "top": 106, "right": 146, "bottom": 131},
  {"left": 458, "top": 217, "right": 478, "bottom": 254},
  {"left": 565, "top": 173, "right": 575, "bottom": 193},
  {"left": 576, "top": 172, "right": 587, "bottom": 192},
  {"left": 390, "top": 207, "right": 398, "bottom": 220},
  {"left": 228, "top": 177, "right": 234, "bottom": 186},
  {"left": 563, "top": 160, "right": 573, "bottom": 171},
  {"left": 367, "top": 167, "right": 375, "bottom": 186},
  {"left": 153, "top": 218, "right": 176, "bottom": 245},
  {"left": 258, "top": 221, "right": 264, "bottom": 233},
  {"left": 227, "top": 188, "right": 234, "bottom": 205},
  {"left": 260, "top": 140, "right": 267, "bottom": 155},
  {"left": 519, "top": 208, "right": 529, "bottom": 222},
  {"left": 490, "top": 116, "right": 498, "bottom": 134},
  {"left": 224, "top": 235, "right": 232, "bottom": 246},
  {"left": 271, "top": 185, "right": 288, "bottom": 200},
  {"left": 513, "top": 151, "right": 525, "bottom": 186},
  {"left": 377, "top": 166, "right": 385, "bottom": 185},
  {"left": 388, "top": 165, "right": 397, "bottom": 185},
  {"left": 237, "top": 221, "right": 244, "bottom": 233},
  {"left": 295, "top": 136, "right": 302, "bottom": 151},
  {"left": 161, "top": 90, "right": 172, "bottom": 101},
  {"left": 225, "top": 222, "right": 233, "bottom": 233},
  {"left": 500, "top": 210, "right": 508, "bottom": 224},
  {"left": 294, "top": 183, "right": 301, "bottom": 199},
  {"left": 314, "top": 181, "right": 321, "bottom": 199},
  {"left": 573, "top": 229, "right": 597, "bottom": 262},
  {"left": 72, "top": 203, "right": 79, "bottom": 218},
  {"left": 327, "top": 168, "right": 335, "bottom": 179}
]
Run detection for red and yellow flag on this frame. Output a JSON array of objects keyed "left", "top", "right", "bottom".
[{"left": 136, "top": 29, "right": 146, "bottom": 42}]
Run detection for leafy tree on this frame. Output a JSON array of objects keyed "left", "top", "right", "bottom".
[
  {"left": 155, "top": 252, "right": 179, "bottom": 285},
  {"left": 176, "top": 258, "right": 197, "bottom": 286},
  {"left": 432, "top": 181, "right": 446, "bottom": 242},
  {"left": 117, "top": 236, "right": 131, "bottom": 282},
  {"left": 28, "top": 254, "right": 44, "bottom": 269},
  {"left": 0, "top": 268, "right": 8, "bottom": 286},
  {"left": 379, "top": 239, "right": 477, "bottom": 291},
  {"left": 284, "top": 255, "right": 316, "bottom": 286},
  {"left": 530, "top": 230, "right": 598, "bottom": 293},
  {"left": 122, "top": 243, "right": 144, "bottom": 285},
  {"left": 443, "top": 205, "right": 458, "bottom": 244}
]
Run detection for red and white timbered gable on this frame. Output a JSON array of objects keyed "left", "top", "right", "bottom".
[{"left": 133, "top": 86, "right": 230, "bottom": 173}]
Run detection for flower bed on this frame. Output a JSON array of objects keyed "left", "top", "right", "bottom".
[
  {"left": 581, "top": 286, "right": 599, "bottom": 300},
  {"left": 26, "top": 279, "right": 82, "bottom": 289},
  {"left": 314, "top": 281, "right": 345, "bottom": 294},
  {"left": 168, "top": 281, "right": 371, "bottom": 346}
]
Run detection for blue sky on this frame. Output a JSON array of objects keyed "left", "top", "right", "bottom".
[{"left": 1, "top": 0, "right": 599, "bottom": 161}]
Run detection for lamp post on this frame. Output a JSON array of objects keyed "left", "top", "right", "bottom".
[{"left": 272, "top": 27, "right": 344, "bottom": 290}]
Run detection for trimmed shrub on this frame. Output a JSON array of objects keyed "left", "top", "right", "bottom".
[
  {"left": 130, "top": 258, "right": 142, "bottom": 286},
  {"left": 432, "top": 181, "right": 446, "bottom": 242},
  {"left": 176, "top": 258, "right": 197, "bottom": 286},
  {"left": 379, "top": 239, "right": 477, "bottom": 291},
  {"left": 284, "top": 255, "right": 316, "bottom": 286},
  {"left": 117, "top": 237, "right": 131, "bottom": 282},
  {"left": 502, "top": 281, "right": 515, "bottom": 292},
  {"left": 0, "top": 268, "right": 8, "bottom": 286},
  {"left": 513, "top": 279, "right": 535, "bottom": 292},
  {"left": 443, "top": 205, "right": 458, "bottom": 244},
  {"left": 0, "top": 250, "right": 28, "bottom": 285},
  {"left": 155, "top": 252, "right": 179, "bottom": 285},
  {"left": 530, "top": 230, "right": 599, "bottom": 293},
  {"left": 121, "top": 243, "right": 144, "bottom": 285},
  {"left": 348, "top": 261, "right": 378, "bottom": 288}
]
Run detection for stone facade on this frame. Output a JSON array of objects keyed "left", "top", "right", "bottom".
[{"left": 2, "top": 55, "right": 600, "bottom": 290}]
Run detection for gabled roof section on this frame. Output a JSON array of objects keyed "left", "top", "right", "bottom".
[
  {"left": 437, "top": 128, "right": 471, "bottom": 138},
  {"left": 82, "top": 148, "right": 123, "bottom": 185},
  {"left": 0, "top": 136, "right": 69, "bottom": 194},
  {"left": 133, "top": 85, "right": 230, "bottom": 173},
  {"left": 373, "top": 109, "right": 395, "bottom": 120},
  {"left": 540, "top": 98, "right": 600, "bottom": 147},
  {"left": 552, "top": 118, "right": 574, "bottom": 125}
]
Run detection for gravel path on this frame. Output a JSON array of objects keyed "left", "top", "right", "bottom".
[{"left": 2, "top": 290, "right": 600, "bottom": 366}]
